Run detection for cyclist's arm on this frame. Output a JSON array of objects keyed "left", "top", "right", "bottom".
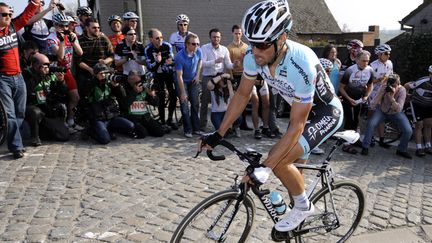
[
  {"left": 264, "top": 101, "right": 312, "bottom": 169},
  {"left": 217, "top": 75, "right": 254, "bottom": 136}
]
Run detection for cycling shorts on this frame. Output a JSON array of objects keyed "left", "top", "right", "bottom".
[
  {"left": 412, "top": 103, "right": 432, "bottom": 121},
  {"left": 251, "top": 80, "right": 269, "bottom": 97},
  {"left": 64, "top": 69, "right": 77, "bottom": 91},
  {"left": 298, "top": 97, "right": 344, "bottom": 159}
]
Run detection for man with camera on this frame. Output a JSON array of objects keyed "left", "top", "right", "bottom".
[
  {"left": 46, "top": 13, "right": 83, "bottom": 133},
  {"left": 119, "top": 70, "right": 167, "bottom": 138},
  {"left": 361, "top": 73, "right": 412, "bottom": 159},
  {"left": 22, "top": 53, "right": 70, "bottom": 146},
  {"left": 86, "top": 63, "right": 136, "bottom": 144}
]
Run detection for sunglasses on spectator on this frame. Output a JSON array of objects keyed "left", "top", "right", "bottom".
[
  {"left": 40, "top": 63, "right": 50, "bottom": 68},
  {"left": 188, "top": 42, "right": 199, "bottom": 46},
  {"left": 57, "top": 23, "right": 68, "bottom": 27},
  {"left": 250, "top": 41, "right": 275, "bottom": 50},
  {"left": 178, "top": 23, "right": 188, "bottom": 26},
  {"left": 129, "top": 19, "right": 138, "bottom": 22},
  {"left": 384, "top": 52, "right": 391, "bottom": 56},
  {"left": 0, "top": 13, "right": 12, "bottom": 18},
  {"left": 155, "top": 36, "right": 163, "bottom": 40},
  {"left": 127, "top": 32, "right": 137, "bottom": 36},
  {"left": 92, "top": 26, "right": 101, "bottom": 30}
]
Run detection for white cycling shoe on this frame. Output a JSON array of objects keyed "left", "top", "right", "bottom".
[{"left": 275, "top": 204, "right": 315, "bottom": 232}]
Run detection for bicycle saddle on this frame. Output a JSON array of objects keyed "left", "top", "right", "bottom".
[{"left": 333, "top": 130, "right": 360, "bottom": 144}]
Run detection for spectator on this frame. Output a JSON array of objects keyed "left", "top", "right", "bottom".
[
  {"left": 339, "top": 50, "right": 374, "bottom": 154},
  {"left": 75, "top": 6, "right": 92, "bottom": 36},
  {"left": 46, "top": 13, "right": 83, "bottom": 133},
  {"left": 86, "top": 63, "right": 136, "bottom": 144},
  {"left": 200, "top": 28, "right": 235, "bottom": 131},
  {"left": 119, "top": 70, "right": 167, "bottom": 138},
  {"left": 169, "top": 14, "right": 193, "bottom": 53},
  {"left": 321, "top": 44, "right": 342, "bottom": 92},
  {"left": 114, "top": 27, "right": 146, "bottom": 75},
  {"left": 227, "top": 24, "right": 253, "bottom": 131},
  {"left": 368, "top": 44, "right": 393, "bottom": 148},
  {"left": 20, "top": 40, "right": 39, "bottom": 69},
  {"left": 0, "top": 0, "right": 40, "bottom": 159},
  {"left": 342, "top": 39, "right": 363, "bottom": 71},
  {"left": 404, "top": 65, "right": 432, "bottom": 157},
  {"left": 144, "top": 28, "right": 178, "bottom": 130},
  {"left": 65, "top": 13, "right": 78, "bottom": 33},
  {"left": 75, "top": 17, "right": 113, "bottom": 100},
  {"left": 121, "top": 11, "right": 139, "bottom": 33},
  {"left": 174, "top": 33, "right": 202, "bottom": 138},
  {"left": 207, "top": 73, "right": 241, "bottom": 135},
  {"left": 361, "top": 74, "right": 412, "bottom": 159},
  {"left": 107, "top": 15, "right": 124, "bottom": 49},
  {"left": 22, "top": 53, "right": 70, "bottom": 146},
  {"left": 21, "top": 0, "right": 60, "bottom": 53}
]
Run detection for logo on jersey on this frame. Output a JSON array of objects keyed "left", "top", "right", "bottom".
[
  {"left": 290, "top": 57, "right": 310, "bottom": 85},
  {"left": 0, "top": 33, "right": 18, "bottom": 50},
  {"left": 308, "top": 115, "right": 337, "bottom": 141}
]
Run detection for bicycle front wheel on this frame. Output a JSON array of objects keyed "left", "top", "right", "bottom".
[
  {"left": 297, "top": 181, "right": 365, "bottom": 243},
  {"left": 170, "top": 189, "right": 255, "bottom": 243}
]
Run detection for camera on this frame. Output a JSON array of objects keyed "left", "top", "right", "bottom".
[
  {"left": 140, "top": 72, "right": 154, "bottom": 89},
  {"left": 49, "top": 66, "right": 67, "bottom": 73},
  {"left": 106, "top": 73, "right": 126, "bottom": 83},
  {"left": 385, "top": 76, "right": 397, "bottom": 92}
]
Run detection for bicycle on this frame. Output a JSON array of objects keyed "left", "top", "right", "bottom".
[
  {"left": 0, "top": 98, "right": 7, "bottom": 146},
  {"left": 170, "top": 130, "right": 365, "bottom": 243}
]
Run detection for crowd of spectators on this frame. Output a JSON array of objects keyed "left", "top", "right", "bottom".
[{"left": 1, "top": 0, "right": 431, "bottom": 160}]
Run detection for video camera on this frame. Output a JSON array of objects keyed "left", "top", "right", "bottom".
[
  {"left": 140, "top": 72, "right": 154, "bottom": 89},
  {"left": 49, "top": 66, "right": 67, "bottom": 73}
]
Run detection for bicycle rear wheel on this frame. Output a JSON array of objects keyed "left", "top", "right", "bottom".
[
  {"left": 0, "top": 99, "right": 7, "bottom": 146},
  {"left": 170, "top": 189, "right": 255, "bottom": 243},
  {"left": 297, "top": 181, "right": 365, "bottom": 243}
]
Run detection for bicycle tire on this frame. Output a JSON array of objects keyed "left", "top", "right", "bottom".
[
  {"left": 0, "top": 99, "right": 7, "bottom": 146},
  {"left": 381, "top": 120, "right": 401, "bottom": 145},
  {"left": 296, "top": 181, "right": 365, "bottom": 243},
  {"left": 170, "top": 189, "right": 255, "bottom": 243}
]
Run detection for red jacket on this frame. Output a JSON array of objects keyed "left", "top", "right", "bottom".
[{"left": 0, "top": 1, "right": 39, "bottom": 75}]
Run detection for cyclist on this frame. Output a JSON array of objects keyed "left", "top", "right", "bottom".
[
  {"left": 107, "top": 15, "right": 124, "bottom": 49},
  {"left": 75, "top": 6, "right": 92, "bottom": 36},
  {"left": 169, "top": 14, "right": 193, "bottom": 53},
  {"left": 121, "top": 11, "right": 139, "bottom": 33},
  {"left": 342, "top": 39, "right": 363, "bottom": 70},
  {"left": 200, "top": 0, "right": 343, "bottom": 232},
  {"left": 404, "top": 65, "right": 432, "bottom": 156}
]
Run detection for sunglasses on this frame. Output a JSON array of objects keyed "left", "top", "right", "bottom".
[
  {"left": 40, "top": 63, "right": 50, "bottom": 68},
  {"left": 92, "top": 26, "right": 101, "bottom": 30},
  {"left": 188, "top": 42, "right": 199, "bottom": 46},
  {"left": 155, "top": 36, "right": 163, "bottom": 40},
  {"left": 178, "top": 23, "right": 188, "bottom": 26},
  {"left": 40, "top": 1, "right": 45, "bottom": 6},
  {"left": 127, "top": 33, "right": 137, "bottom": 36},
  {"left": 57, "top": 23, "right": 68, "bottom": 28},
  {"left": 383, "top": 52, "right": 391, "bottom": 56},
  {"left": 250, "top": 41, "right": 275, "bottom": 50},
  {"left": 0, "top": 13, "right": 12, "bottom": 18}
]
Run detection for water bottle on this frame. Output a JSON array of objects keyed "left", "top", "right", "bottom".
[{"left": 269, "top": 191, "right": 287, "bottom": 215}]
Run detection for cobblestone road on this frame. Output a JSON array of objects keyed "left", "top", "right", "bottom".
[{"left": 0, "top": 119, "right": 431, "bottom": 242}]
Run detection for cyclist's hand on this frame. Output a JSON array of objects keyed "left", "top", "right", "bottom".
[
  {"left": 199, "top": 131, "right": 223, "bottom": 151},
  {"left": 248, "top": 166, "right": 272, "bottom": 185}
]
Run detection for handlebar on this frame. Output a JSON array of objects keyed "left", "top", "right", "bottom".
[{"left": 204, "top": 139, "right": 262, "bottom": 168}]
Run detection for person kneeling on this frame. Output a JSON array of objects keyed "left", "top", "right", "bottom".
[
  {"left": 119, "top": 71, "right": 167, "bottom": 138},
  {"left": 361, "top": 74, "right": 412, "bottom": 158},
  {"left": 87, "top": 63, "right": 136, "bottom": 144},
  {"left": 23, "top": 53, "right": 70, "bottom": 146}
]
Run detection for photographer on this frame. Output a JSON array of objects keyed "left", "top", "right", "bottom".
[
  {"left": 119, "top": 71, "right": 167, "bottom": 138},
  {"left": 361, "top": 74, "right": 412, "bottom": 159},
  {"left": 86, "top": 63, "right": 136, "bottom": 144},
  {"left": 22, "top": 53, "right": 70, "bottom": 146},
  {"left": 47, "top": 13, "right": 83, "bottom": 133}
]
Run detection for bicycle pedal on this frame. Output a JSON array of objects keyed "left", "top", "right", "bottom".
[{"left": 271, "top": 227, "right": 290, "bottom": 242}]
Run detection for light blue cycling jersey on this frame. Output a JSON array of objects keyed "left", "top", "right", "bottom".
[{"left": 243, "top": 40, "right": 335, "bottom": 106}]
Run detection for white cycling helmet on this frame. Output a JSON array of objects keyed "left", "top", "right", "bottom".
[
  {"left": 122, "top": 11, "right": 139, "bottom": 20},
  {"left": 429, "top": 65, "right": 432, "bottom": 74},
  {"left": 52, "top": 13, "right": 69, "bottom": 25},
  {"left": 374, "top": 44, "right": 392, "bottom": 55},
  {"left": 347, "top": 39, "right": 364, "bottom": 51},
  {"left": 176, "top": 14, "right": 190, "bottom": 24},
  {"left": 242, "top": 0, "right": 293, "bottom": 43},
  {"left": 76, "top": 6, "right": 92, "bottom": 16},
  {"left": 319, "top": 58, "right": 333, "bottom": 71},
  {"left": 108, "top": 15, "right": 122, "bottom": 24}
]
